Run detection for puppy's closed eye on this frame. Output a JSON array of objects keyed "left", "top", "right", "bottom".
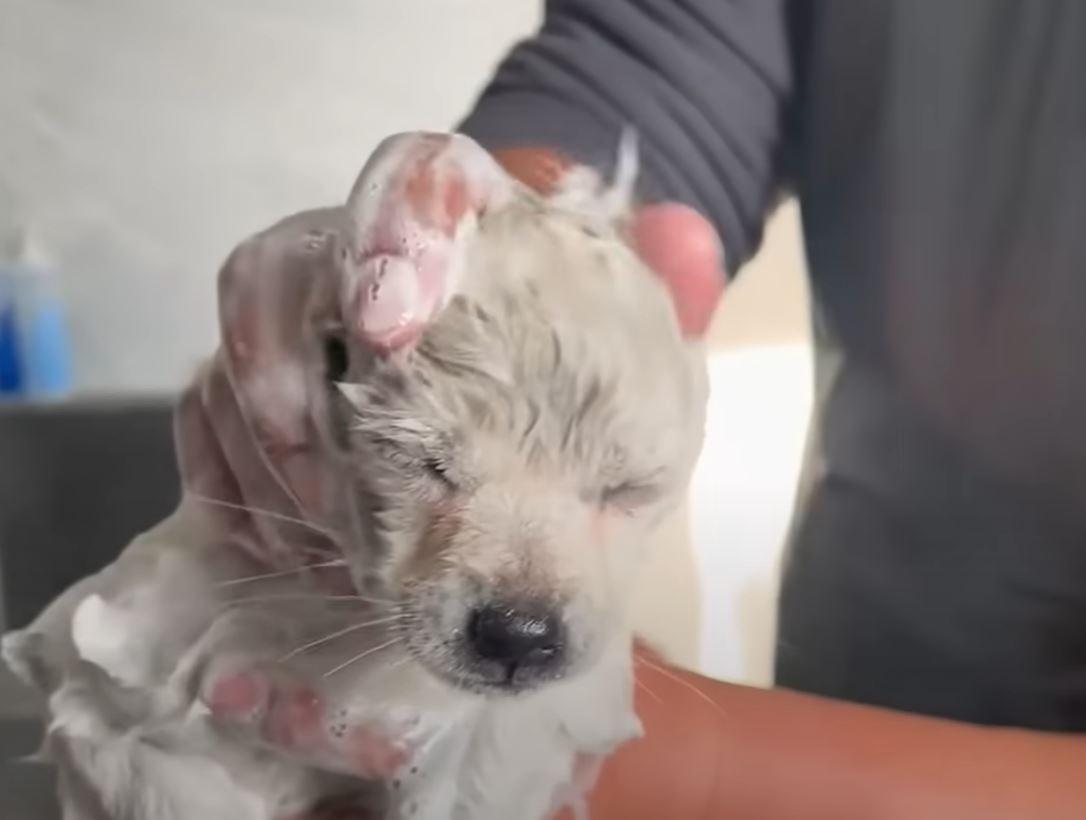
[
  {"left": 600, "top": 481, "right": 662, "bottom": 514},
  {"left": 366, "top": 433, "right": 462, "bottom": 496},
  {"left": 421, "top": 455, "right": 457, "bottom": 491}
]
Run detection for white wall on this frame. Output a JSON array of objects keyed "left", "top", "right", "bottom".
[{"left": 1, "top": 0, "right": 541, "bottom": 393}]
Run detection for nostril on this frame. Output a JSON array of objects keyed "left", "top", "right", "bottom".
[{"left": 467, "top": 604, "right": 564, "bottom": 672}]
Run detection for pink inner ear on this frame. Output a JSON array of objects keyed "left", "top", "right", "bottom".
[{"left": 344, "top": 132, "right": 512, "bottom": 351}]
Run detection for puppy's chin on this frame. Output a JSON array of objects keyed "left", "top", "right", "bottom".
[{"left": 412, "top": 652, "right": 574, "bottom": 698}]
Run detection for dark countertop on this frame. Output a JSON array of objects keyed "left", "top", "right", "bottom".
[
  {"left": 0, "top": 666, "right": 58, "bottom": 819},
  {"left": 1, "top": 397, "right": 180, "bottom": 818}
]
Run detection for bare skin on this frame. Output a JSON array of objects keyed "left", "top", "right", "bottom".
[{"left": 546, "top": 649, "right": 1086, "bottom": 820}]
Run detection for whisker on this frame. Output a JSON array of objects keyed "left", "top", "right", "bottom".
[
  {"left": 374, "top": 654, "right": 413, "bottom": 680},
  {"left": 634, "top": 655, "right": 728, "bottom": 721},
  {"left": 217, "top": 558, "right": 347, "bottom": 587},
  {"left": 280, "top": 615, "right": 410, "bottom": 661},
  {"left": 186, "top": 492, "right": 339, "bottom": 540},
  {"left": 634, "top": 677, "right": 664, "bottom": 707},
  {"left": 323, "top": 637, "right": 403, "bottom": 679},
  {"left": 223, "top": 592, "right": 397, "bottom": 607}
]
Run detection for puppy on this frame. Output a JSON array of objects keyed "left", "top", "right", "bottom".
[{"left": 3, "top": 132, "right": 709, "bottom": 819}]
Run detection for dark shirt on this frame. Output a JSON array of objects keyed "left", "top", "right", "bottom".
[{"left": 461, "top": 0, "right": 1086, "bottom": 731}]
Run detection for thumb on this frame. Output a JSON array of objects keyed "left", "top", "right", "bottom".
[{"left": 629, "top": 203, "right": 725, "bottom": 339}]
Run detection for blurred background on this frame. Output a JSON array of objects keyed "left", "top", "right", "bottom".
[{"left": 0, "top": 0, "right": 811, "bottom": 690}]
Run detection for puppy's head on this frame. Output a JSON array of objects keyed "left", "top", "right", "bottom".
[{"left": 325, "top": 133, "right": 708, "bottom": 695}]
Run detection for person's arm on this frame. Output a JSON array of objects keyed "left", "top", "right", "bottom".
[
  {"left": 459, "top": 0, "right": 796, "bottom": 277},
  {"left": 565, "top": 657, "right": 1086, "bottom": 820}
]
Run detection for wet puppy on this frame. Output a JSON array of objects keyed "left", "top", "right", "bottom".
[{"left": 3, "top": 132, "right": 708, "bottom": 820}]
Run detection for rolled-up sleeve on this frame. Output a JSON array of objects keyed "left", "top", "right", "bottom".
[{"left": 459, "top": 0, "right": 795, "bottom": 274}]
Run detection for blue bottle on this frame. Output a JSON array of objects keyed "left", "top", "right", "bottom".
[
  {"left": 0, "top": 269, "right": 23, "bottom": 395},
  {"left": 7, "top": 232, "right": 74, "bottom": 399}
]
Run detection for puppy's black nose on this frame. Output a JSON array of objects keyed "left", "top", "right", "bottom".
[{"left": 467, "top": 603, "right": 565, "bottom": 682}]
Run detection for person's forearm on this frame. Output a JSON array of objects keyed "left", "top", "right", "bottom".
[{"left": 575, "top": 659, "right": 1086, "bottom": 819}]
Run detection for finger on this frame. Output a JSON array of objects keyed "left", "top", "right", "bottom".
[
  {"left": 216, "top": 210, "right": 346, "bottom": 526},
  {"left": 492, "top": 146, "right": 573, "bottom": 197},
  {"left": 200, "top": 355, "right": 313, "bottom": 563},
  {"left": 202, "top": 665, "right": 416, "bottom": 781},
  {"left": 343, "top": 132, "right": 513, "bottom": 351},
  {"left": 175, "top": 362, "right": 245, "bottom": 520},
  {"left": 203, "top": 666, "right": 326, "bottom": 753},
  {"left": 630, "top": 203, "right": 726, "bottom": 339},
  {"left": 178, "top": 353, "right": 334, "bottom": 566},
  {"left": 175, "top": 361, "right": 280, "bottom": 566}
]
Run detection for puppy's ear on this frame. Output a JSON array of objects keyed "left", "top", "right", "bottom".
[{"left": 342, "top": 132, "right": 514, "bottom": 351}]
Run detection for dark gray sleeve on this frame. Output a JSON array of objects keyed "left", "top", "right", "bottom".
[{"left": 458, "top": 0, "right": 795, "bottom": 274}]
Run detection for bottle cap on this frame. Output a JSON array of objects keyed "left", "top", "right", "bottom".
[{"left": 1, "top": 227, "right": 53, "bottom": 274}]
